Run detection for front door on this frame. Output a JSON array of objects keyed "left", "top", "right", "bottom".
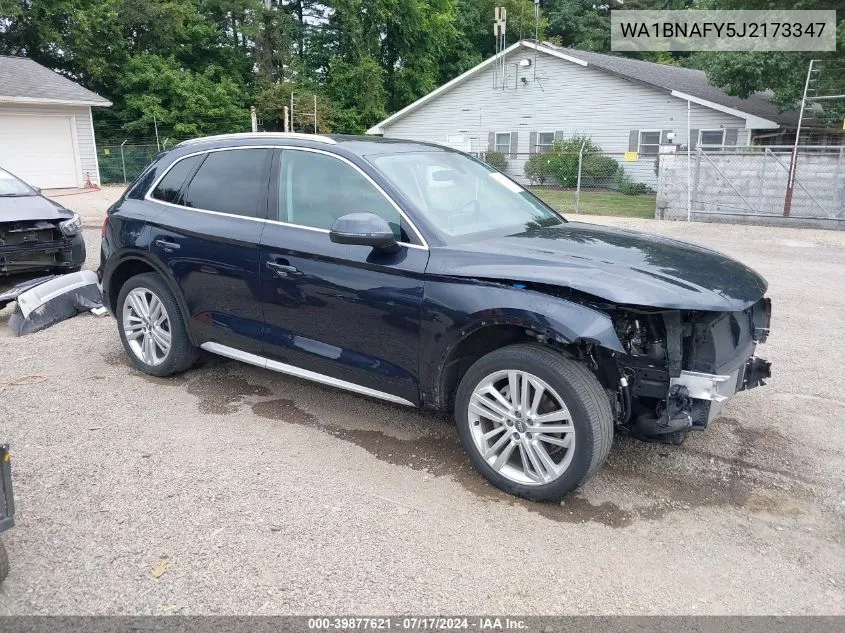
[
  {"left": 259, "top": 148, "right": 428, "bottom": 405},
  {"left": 147, "top": 147, "right": 272, "bottom": 353}
]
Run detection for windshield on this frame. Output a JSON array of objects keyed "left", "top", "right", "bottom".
[
  {"left": 0, "top": 168, "right": 36, "bottom": 196},
  {"left": 367, "top": 150, "right": 563, "bottom": 242}
]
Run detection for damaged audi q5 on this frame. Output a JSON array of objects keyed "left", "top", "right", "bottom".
[
  {"left": 0, "top": 167, "right": 85, "bottom": 277},
  {"left": 99, "top": 134, "right": 771, "bottom": 501}
]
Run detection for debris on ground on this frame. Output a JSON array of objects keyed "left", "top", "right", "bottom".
[
  {"left": 150, "top": 558, "right": 170, "bottom": 579},
  {"left": 7, "top": 270, "right": 102, "bottom": 336}
]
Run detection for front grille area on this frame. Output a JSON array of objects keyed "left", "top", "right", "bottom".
[{"left": 0, "top": 220, "right": 73, "bottom": 274}]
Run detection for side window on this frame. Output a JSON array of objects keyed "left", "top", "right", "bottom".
[
  {"left": 150, "top": 155, "right": 201, "bottom": 203},
  {"left": 279, "top": 150, "right": 405, "bottom": 240},
  {"left": 638, "top": 131, "right": 662, "bottom": 156},
  {"left": 182, "top": 149, "right": 271, "bottom": 217}
]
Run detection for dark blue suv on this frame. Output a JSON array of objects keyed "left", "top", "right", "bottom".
[{"left": 99, "top": 133, "right": 771, "bottom": 500}]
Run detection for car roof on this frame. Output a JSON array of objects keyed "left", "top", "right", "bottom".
[{"left": 171, "top": 133, "right": 451, "bottom": 158}]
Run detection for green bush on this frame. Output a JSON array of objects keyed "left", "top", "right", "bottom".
[
  {"left": 524, "top": 154, "right": 552, "bottom": 184},
  {"left": 545, "top": 134, "right": 601, "bottom": 187},
  {"left": 582, "top": 155, "right": 619, "bottom": 181},
  {"left": 614, "top": 167, "right": 654, "bottom": 195},
  {"left": 482, "top": 151, "right": 508, "bottom": 172}
]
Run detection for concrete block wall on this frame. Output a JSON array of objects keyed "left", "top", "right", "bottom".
[{"left": 657, "top": 150, "right": 845, "bottom": 225}]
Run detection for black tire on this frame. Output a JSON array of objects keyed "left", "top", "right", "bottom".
[
  {"left": 455, "top": 343, "right": 613, "bottom": 501},
  {"left": 0, "top": 538, "right": 8, "bottom": 584},
  {"left": 116, "top": 272, "right": 197, "bottom": 377}
]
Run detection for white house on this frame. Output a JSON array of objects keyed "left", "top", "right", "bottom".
[
  {"left": 0, "top": 56, "right": 111, "bottom": 189},
  {"left": 367, "top": 41, "right": 803, "bottom": 183}
]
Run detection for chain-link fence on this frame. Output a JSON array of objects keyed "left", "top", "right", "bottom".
[
  {"left": 481, "top": 150, "right": 659, "bottom": 219},
  {"left": 99, "top": 143, "right": 163, "bottom": 185},
  {"left": 478, "top": 145, "right": 844, "bottom": 226},
  {"left": 657, "top": 146, "right": 845, "bottom": 224}
]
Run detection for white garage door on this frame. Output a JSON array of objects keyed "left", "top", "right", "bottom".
[{"left": 0, "top": 114, "right": 79, "bottom": 188}]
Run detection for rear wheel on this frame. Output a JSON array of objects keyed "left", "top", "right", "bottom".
[
  {"left": 455, "top": 344, "right": 613, "bottom": 501},
  {"left": 116, "top": 273, "right": 196, "bottom": 377}
]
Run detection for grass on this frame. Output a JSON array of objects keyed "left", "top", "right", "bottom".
[{"left": 531, "top": 187, "right": 656, "bottom": 219}]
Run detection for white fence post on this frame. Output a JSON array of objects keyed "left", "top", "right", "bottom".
[
  {"left": 575, "top": 140, "right": 585, "bottom": 214},
  {"left": 120, "top": 140, "right": 128, "bottom": 185}
]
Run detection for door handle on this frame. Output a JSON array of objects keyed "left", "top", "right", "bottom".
[
  {"left": 266, "top": 259, "right": 299, "bottom": 276},
  {"left": 155, "top": 239, "right": 180, "bottom": 251}
]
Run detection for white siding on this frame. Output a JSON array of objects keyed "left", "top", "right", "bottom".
[
  {"left": 0, "top": 103, "right": 101, "bottom": 185},
  {"left": 380, "top": 49, "right": 749, "bottom": 183}
]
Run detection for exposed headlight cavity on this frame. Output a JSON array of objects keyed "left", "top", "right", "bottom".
[{"left": 59, "top": 213, "right": 82, "bottom": 236}]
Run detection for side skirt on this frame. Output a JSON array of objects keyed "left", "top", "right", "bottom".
[{"left": 200, "top": 342, "right": 417, "bottom": 408}]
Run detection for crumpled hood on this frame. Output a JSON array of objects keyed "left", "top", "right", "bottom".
[
  {"left": 0, "top": 195, "right": 72, "bottom": 222},
  {"left": 428, "top": 222, "right": 768, "bottom": 311}
]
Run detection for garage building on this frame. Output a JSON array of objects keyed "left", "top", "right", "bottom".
[{"left": 0, "top": 55, "right": 111, "bottom": 189}]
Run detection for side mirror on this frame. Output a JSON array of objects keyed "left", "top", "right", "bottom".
[{"left": 330, "top": 213, "right": 400, "bottom": 254}]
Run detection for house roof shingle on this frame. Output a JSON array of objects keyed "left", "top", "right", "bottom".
[
  {"left": 0, "top": 55, "right": 111, "bottom": 106},
  {"left": 545, "top": 44, "right": 797, "bottom": 127}
]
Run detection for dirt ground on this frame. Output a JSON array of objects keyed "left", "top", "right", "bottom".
[{"left": 0, "top": 185, "right": 842, "bottom": 615}]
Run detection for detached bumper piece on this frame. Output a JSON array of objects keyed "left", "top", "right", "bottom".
[{"left": 7, "top": 270, "right": 103, "bottom": 336}]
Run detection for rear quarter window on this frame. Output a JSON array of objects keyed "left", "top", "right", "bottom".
[{"left": 150, "top": 155, "right": 203, "bottom": 204}]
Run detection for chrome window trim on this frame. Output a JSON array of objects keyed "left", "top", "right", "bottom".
[
  {"left": 144, "top": 144, "right": 429, "bottom": 249},
  {"left": 201, "top": 342, "right": 416, "bottom": 407}
]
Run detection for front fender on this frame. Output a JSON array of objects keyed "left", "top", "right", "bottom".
[{"left": 419, "top": 279, "right": 623, "bottom": 405}]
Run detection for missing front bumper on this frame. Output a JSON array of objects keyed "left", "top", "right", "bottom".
[{"left": 668, "top": 356, "right": 771, "bottom": 428}]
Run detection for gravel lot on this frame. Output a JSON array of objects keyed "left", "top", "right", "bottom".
[{"left": 0, "top": 186, "right": 843, "bottom": 615}]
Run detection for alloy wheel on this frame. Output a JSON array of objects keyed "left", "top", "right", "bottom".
[
  {"left": 468, "top": 369, "right": 576, "bottom": 486},
  {"left": 122, "top": 287, "right": 172, "bottom": 366}
]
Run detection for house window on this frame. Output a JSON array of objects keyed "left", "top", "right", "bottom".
[
  {"left": 638, "top": 130, "right": 662, "bottom": 156},
  {"left": 537, "top": 132, "right": 555, "bottom": 153},
  {"left": 495, "top": 132, "right": 511, "bottom": 154},
  {"left": 699, "top": 129, "right": 726, "bottom": 148}
]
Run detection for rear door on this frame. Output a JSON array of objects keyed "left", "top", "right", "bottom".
[
  {"left": 146, "top": 147, "right": 272, "bottom": 353},
  {"left": 259, "top": 148, "right": 429, "bottom": 405}
]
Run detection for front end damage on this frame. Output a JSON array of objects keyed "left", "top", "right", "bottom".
[
  {"left": 608, "top": 298, "right": 771, "bottom": 442},
  {"left": 0, "top": 218, "right": 85, "bottom": 276}
]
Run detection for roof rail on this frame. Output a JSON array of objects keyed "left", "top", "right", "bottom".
[{"left": 176, "top": 132, "right": 337, "bottom": 147}]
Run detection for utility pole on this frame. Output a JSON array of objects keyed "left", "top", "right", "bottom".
[
  {"left": 153, "top": 114, "right": 160, "bottom": 151},
  {"left": 283, "top": 106, "right": 290, "bottom": 132},
  {"left": 250, "top": 106, "right": 258, "bottom": 133},
  {"left": 784, "top": 59, "right": 815, "bottom": 217}
]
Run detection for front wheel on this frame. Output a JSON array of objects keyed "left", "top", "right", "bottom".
[{"left": 455, "top": 344, "right": 613, "bottom": 501}]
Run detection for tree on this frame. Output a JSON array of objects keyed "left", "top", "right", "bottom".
[
  {"left": 691, "top": 0, "right": 845, "bottom": 116},
  {"left": 114, "top": 53, "right": 250, "bottom": 141}
]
